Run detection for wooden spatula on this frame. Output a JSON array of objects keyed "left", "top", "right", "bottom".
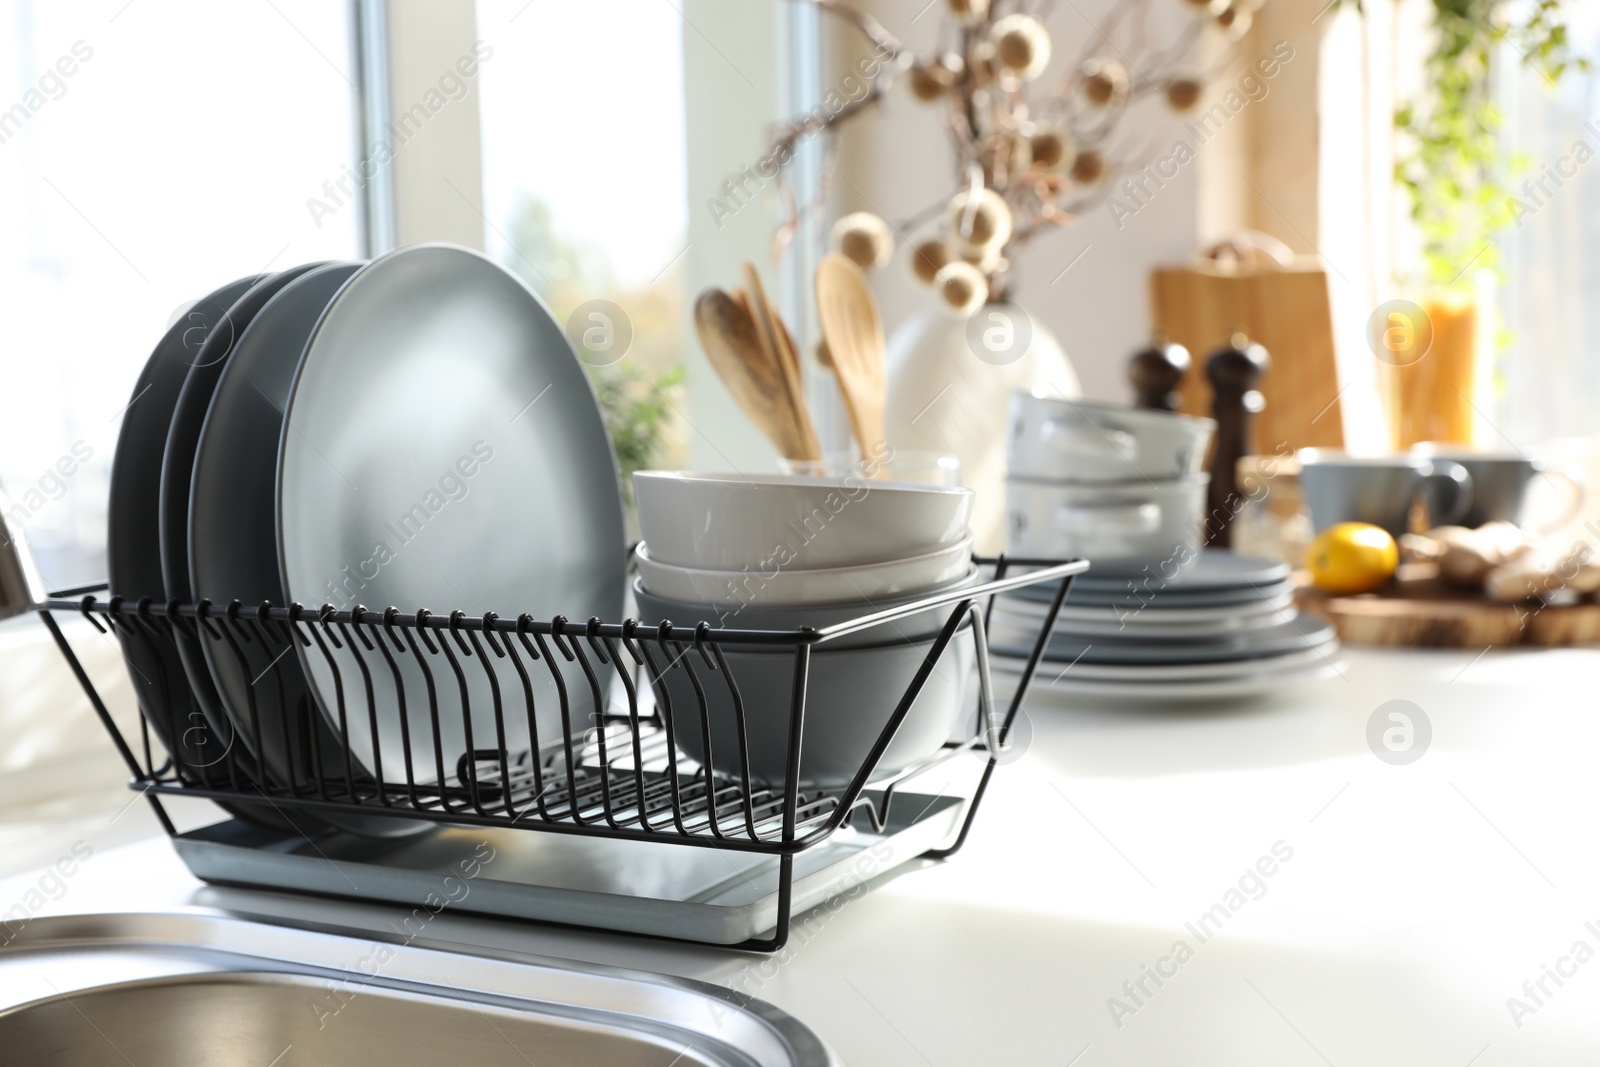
[
  {"left": 814, "top": 254, "right": 887, "bottom": 459},
  {"left": 739, "top": 263, "right": 822, "bottom": 460},
  {"left": 693, "top": 289, "right": 819, "bottom": 462}
]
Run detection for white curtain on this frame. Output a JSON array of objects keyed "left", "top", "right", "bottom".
[{"left": 1496, "top": 9, "right": 1600, "bottom": 444}]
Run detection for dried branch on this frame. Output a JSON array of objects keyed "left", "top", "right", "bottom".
[
  {"left": 762, "top": 0, "right": 1242, "bottom": 300},
  {"left": 776, "top": 0, "right": 903, "bottom": 60}
]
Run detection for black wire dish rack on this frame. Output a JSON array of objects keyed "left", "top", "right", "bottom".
[{"left": 38, "top": 555, "right": 1085, "bottom": 951}]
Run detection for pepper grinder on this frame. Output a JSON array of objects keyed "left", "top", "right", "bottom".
[
  {"left": 1204, "top": 330, "right": 1269, "bottom": 548},
  {"left": 1128, "top": 332, "right": 1191, "bottom": 412}
]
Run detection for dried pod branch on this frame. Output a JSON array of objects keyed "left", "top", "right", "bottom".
[{"left": 763, "top": 0, "right": 1251, "bottom": 312}]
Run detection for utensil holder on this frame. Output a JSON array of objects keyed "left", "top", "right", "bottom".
[{"left": 34, "top": 555, "right": 1084, "bottom": 951}]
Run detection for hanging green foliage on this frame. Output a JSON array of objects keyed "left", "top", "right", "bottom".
[{"left": 1389, "top": 0, "right": 1589, "bottom": 286}]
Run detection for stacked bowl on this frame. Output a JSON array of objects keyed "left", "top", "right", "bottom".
[
  {"left": 1005, "top": 391, "right": 1216, "bottom": 574},
  {"left": 630, "top": 471, "right": 977, "bottom": 788},
  {"left": 997, "top": 391, "right": 1341, "bottom": 703}
]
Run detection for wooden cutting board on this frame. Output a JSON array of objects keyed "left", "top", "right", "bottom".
[
  {"left": 1295, "top": 563, "right": 1600, "bottom": 647},
  {"left": 1150, "top": 258, "right": 1344, "bottom": 453}
]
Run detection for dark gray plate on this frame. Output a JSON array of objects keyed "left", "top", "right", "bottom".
[
  {"left": 106, "top": 274, "right": 323, "bottom": 833},
  {"left": 159, "top": 265, "right": 323, "bottom": 775},
  {"left": 189, "top": 263, "right": 424, "bottom": 839},
  {"left": 276, "top": 245, "right": 627, "bottom": 790}
]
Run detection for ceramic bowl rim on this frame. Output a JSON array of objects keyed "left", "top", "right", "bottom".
[
  {"left": 629, "top": 566, "right": 985, "bottom": 623},
  {"left": 1006, "top": 473, "right": 1211, "bottom": 491},
  {"left": 633, "top": 469, "right": 974, "bottom": 500},
  {"left": 1013, "top": 390, "right": 1218, "bottom": 432},
  {"left": 633, "top": 534, "right": 975, "bottom": 580}
]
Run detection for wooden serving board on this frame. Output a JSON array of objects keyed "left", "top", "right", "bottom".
[
  {"left": 1149, "top": 259, "right": 1343, "bottom": 453},
  {"left": 1295, "top": 563, "right": 1600, "bottom": 648}
]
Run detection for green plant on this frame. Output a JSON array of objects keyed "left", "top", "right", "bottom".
[
  {"left": 1390, "top": 0, "right": 1589, "bottom": 286},
  {"left": 497, "top": 194, "right": 687, "bottom": 497},
  {"left": 589, "top": 361, "right": 685, "bottom": 494}
]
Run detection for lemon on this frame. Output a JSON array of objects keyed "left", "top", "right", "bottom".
[{"left": 1305, "top": 522, "right": 1399, "bottom": 595}]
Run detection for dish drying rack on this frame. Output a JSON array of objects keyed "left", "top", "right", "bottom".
[{"left": 38, "top": 555, "right": 1084, "bottom": 951}]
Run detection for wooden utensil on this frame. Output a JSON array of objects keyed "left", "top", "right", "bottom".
[
  {"left": 814, "top": 254, "right": 887, "bottom": 457},
  {"left": 739, "top": 263, "right": 822, "bottom": 461},
  {"left": 693, "top": 289, "right": 819, "bottom": 462}
]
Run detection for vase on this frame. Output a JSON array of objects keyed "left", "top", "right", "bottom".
[{"left": 884, "top": 303, "right": 1081, "bottom": 554}]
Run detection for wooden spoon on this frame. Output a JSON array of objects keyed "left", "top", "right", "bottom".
[
  {"left": 739, "top": 263, "right": 822, "bottom": 460},
  {"left": 814, "top": 254, "right": 887, "bottom": 458},
  {"left": 693, "top": 289, "right": 818, "bottom": 461}
]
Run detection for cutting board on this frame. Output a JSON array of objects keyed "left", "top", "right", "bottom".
[
  {"left": 1295, "top": 563, "right": 1600, "bottom": 647},
  {"left": 1149, "top": 258, "right": 1344, "bottom": 453}
]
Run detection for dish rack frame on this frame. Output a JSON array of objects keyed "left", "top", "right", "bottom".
[{"left": 37, "top": 555, "right": 1084, "bottom": 951}]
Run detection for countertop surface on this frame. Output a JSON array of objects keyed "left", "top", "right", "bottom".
[{"left": 4, "top": 626, "right": 1599, "bottom": 1064}]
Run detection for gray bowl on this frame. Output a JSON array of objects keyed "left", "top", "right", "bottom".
[
  {"left": 631, "top": 566, "right": 984, "bottom": 649},
  {"left": 630, "top": 577, "right": 978, "bottom": 789},
  {"left": 1005, "top": 475, "right": 1207, "bottom": 577},
  {"left": 1008, "top": 392, "right": 1215, "bottom": 482}
]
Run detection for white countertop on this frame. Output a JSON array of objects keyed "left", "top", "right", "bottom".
[{"left": 5, "top": 628, "right": 1599, "bottom": 1064}]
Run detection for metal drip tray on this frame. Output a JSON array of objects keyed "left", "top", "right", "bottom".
[{"left": 173, "top": 792, "right": 964, "bottom": 945}]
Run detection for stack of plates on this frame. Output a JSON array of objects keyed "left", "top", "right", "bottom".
[
  {"left": 107, "top": 245, "right": 625, "bottom": 836},
  {"left": 989, "top": 550, "right": 1341, "bottom": 702}
]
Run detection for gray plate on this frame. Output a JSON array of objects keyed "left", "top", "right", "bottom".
[
  {"left": 1053, "top": 549, "right": 1292, "bottom": 595},
  {"left": 1013, "top": 579, "right": 1293, "bottom": 610},
  {"left": 997, "top": 590, "right": 1296, "bottom": 627},
  {"left": 160, "top": 266, "right": 323, "bottom": 770},
  {"left": 104, "top": 273, "right": 324, "bottom": 834},
  {"left": 109, "top": 275, "right": 262, "bottom": 771},
  {"left": 993, "top": 659, "right": 1341, "bottom": 703},
  {"left": 189, "top": 263, "right": 424, "bottom": 839},
  {"left": 277, "top": 244, "right": 626, "bottom": 791},
  {"left": 1000, "top": 644, "right": 1334, "bottom": 682},
  {"left": 991, "top": 613, "right": 1338, "bottom": 665}
]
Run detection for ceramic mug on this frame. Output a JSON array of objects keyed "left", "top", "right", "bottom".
[
  {"left": 1297, "top": 450, "right": 1473, "bottom": 536},
  {"left": 1410, "top": 446, "right": 1587, "bottom": 532}
]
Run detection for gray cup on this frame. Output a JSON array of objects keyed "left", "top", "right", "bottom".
[
  {"left": 1410, "top": 448, "right": 1586, "bottom": 532},
  {"left": 1297, "top": 450, "right": 1473, "bottom": 536}
]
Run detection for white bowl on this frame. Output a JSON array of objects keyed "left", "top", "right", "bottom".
[
  {"left": 1008, "top": 391, "right": 1215, "bottom": 482},
  {"left": 1006, "top": 475, "right": 1208, "bottom": 576},
  {"left": 634, "top": 536, "right": 974, "bottom": 606},
  {"left": 632, "top": 471, "right": 974, "bottom": 570}
]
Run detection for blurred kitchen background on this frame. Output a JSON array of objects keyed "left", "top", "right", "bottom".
[{"left": 6, "top": 0, "right": 1600, "bottom": 587}]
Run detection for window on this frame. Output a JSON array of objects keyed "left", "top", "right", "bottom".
[
  {"left": 472, "top": 0, "right": 815, "bottom": 477},
  {"left": 473, "top": 0, "right": 693, "bottom": 485},
  {"left": 0, "top": 0, "right": 362, "bottom": 588},
  {"left": 1496, "top": 10, "right": 1600, "bottom": 443}
]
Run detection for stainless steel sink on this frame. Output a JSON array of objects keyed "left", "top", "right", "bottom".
[{"left": 0, "top": 912, "right": 838, "bottom": 1066}]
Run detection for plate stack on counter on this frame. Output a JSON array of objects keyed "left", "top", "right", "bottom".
[
  {"left": 989, "top": 550, "right": 1341, "bottom": 701},
  {"left": 996, "top": 390, "right": 1341, "bottom": 703}
]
